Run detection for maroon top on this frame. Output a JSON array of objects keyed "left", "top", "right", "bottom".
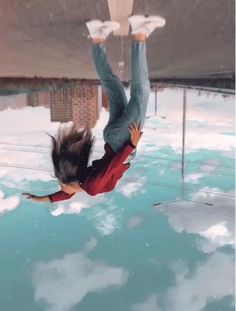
[{"left": 48, "top": 142, "right": 135, "bottom": 203}]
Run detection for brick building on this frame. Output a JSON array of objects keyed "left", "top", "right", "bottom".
[
  {"left": 101, "top": 88, "right": 109, "bottom": 111},
  {"left": 71, "top": 85, "right": 99, "bottom": 128},
  {"left": 27, "top": 91, "right": 51, "bottom": 108},
  {"left": 26, "top": 84, "right": 103, "bottom": 128},
  {"left": 26, "top": 93, "right": 39, "bottom": 106},
  {"left": 50, "top": 88, "right": 73, "bottom": 122},
  {"left": 38, "top": 92, "right": 51, "bottom": 108}
]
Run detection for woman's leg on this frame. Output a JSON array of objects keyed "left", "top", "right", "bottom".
[
  {"left": 121, "top": 37, "right": 150, "bottom": 128},
  {"left": 103, "top": 16, "right": 165, "bottom": 155},
  {"left": 92, "top": 42, "right": 128, "bottom": 125},
  {"left": 121, "top": 35, "right": 150, "bottom": 160},
  {"left": 103, "top": 35, "right": 150, "bottom": 154}
]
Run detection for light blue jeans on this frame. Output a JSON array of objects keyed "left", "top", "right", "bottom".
[{"left": 92, "top": 41, "right": 150, "bottom": 157}]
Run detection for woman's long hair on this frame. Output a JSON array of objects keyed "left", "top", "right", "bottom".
[{"left": 48, "top": 124, "right": 95, "bottom": 184}]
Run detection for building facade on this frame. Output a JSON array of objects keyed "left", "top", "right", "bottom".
[{"left": 26, "top": 84, "right": 104, "bottom": 128}]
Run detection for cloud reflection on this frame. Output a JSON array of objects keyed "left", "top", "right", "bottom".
[
  {"left": 155, "top": 188, "right": 235, "bottom": 252},
  {"left": 166, "top": 252, "right": 234, "bottom": 311},
  {"left": 0, "top": 189, "right": 20, "bottom": 215},
  {"left": 31, "top": 238, "right": 128, "bottom": 311},
  {"left": 132, "top": 252, "right": 234, "bottom": 311}
]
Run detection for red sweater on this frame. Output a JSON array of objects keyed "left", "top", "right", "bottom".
[{"left": 48, "top": 142, "right": 135, "bottom": 203}]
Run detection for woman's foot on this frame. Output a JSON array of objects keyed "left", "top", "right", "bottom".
[
  {"left": 86, "top": 20, "right": 120, "bottom": 42},
  {"left": 129, "top": 15, "right": 166, "bottom": 38}
]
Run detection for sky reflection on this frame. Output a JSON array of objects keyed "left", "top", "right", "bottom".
[{"left": 0, "top": 87, "right": 234, "bottom": 311}]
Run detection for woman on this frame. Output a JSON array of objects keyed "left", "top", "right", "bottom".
[{"left": 23, "top": 15, "right": 166, "bottom": 203}]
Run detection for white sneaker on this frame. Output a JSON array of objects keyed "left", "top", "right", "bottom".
[
  {"left": 128, "top": 15, "right": 146, "bottom": 33},
  {"left": 146, "top": 15, "right": 166, "bottom": 27},
  {"left": 129, "top": 15, "right": 166, "bottom": 37},
  {"left": 102, "top": 21, "right": 120, "bottom": 38},
  {"left": 86, "top": 20, "right": 120, "bottom": 39},
  {"left": 86, "top": 20, "right": 104, "bottom": 39}
]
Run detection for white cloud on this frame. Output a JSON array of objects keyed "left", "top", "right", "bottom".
[
  {"left": 0, "top": 106, "right": 59, "bottom": 146},
  {"left": 0, "top": 167, "right": 7, "bottom": 178},
  {"left": 0, "top": 107, "right": 56, "bottom": 186},
  {"left": 185, "top": 132, "right": 235, "bottom": 152},
  {"left": 50, "top": 193, "right": 120, "bottom": 235},
  {"left": 31, "top": 238, "right": 128, "bottom": 311},
  {"left": 117, "top": 177, "right": 146, "bottom": 198},
  {"left": 50, "top": 204, "right": 66, "bottom": 217},
  {"left": 140, "top": 89, "right": 234, "bottom": 154},
  {"left": 200, "top": 222, "right": 231, "bottom": 242},
  {"left": 154, "top": 188, "right": 235, "bottom": 252},
  {"left": 131, "top": 252, "right": 234, "bottom": 311},
  {"left": 50, "top": 193, "right": 106, "bottom": 216},
  {"left": 128, "top": 215, "right": 144, "bottom": 228},
  {"left": 184, "top": 173, "right": 204, "bottom": 183},
  {"left": 198, "top": 222, "right": 234, "bottom": 253},
  {"left": 222, "top": 150, "right": 235, "bottom": 159},
  {"left": 165, "top": 252, "right": 234, "bottom": 311},
  {"left": 170, "top": 162, "right": 182, "bottom": 170},
  {"left": 4, "top": 153, "right": 64, "bottom": 185},
  {"left": 50, "top": 194, "right": 119, "bottom": 236},
  {"left": 0, "top": 190, "right": 20, "bottom": 215},
  {"left": 1, "top": 168, "right": 53, "bottom": 187},
  {"left": 140, "top": 126, "right": 235, "bottom": 154},
  {"left": 199, "top": 159, "right": 220, "bottom": 173},
  {"left": 187, "top": 96, "right": 234, "bottom": 129},
  {"left": 51, "top": 201, "right": 91, "bottom": 217},
  {"left": 95, "top": 212, "right": 118, "bottom": 235},
  {"left": 92, "top": 107, "right": 109, "bottom": 131},
  {"left": 149, "top": 88, "right": 234, "bottom": 131}
]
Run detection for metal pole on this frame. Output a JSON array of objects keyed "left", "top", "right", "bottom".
[
  {"left": 119, "top": 36, "right": 124, "bottom": 81},
  {"left": 153, "top": 88, "right": 213, "bottom": 207},
  {"left": 155, "top": 89, "right": 157, "bottom": 116},
  {"left": 181, "top": 89, "right": 187, "bottom": 199}
]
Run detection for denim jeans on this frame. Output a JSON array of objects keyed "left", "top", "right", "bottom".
[{"left": 92, "top": 41, "right": 150, "bottom": 156}]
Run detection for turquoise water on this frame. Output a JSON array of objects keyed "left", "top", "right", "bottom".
[{"left": 0, "top": 88, "right": 234, "bottom": 311}]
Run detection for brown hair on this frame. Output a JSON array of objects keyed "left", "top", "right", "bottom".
[{"left": 48, "top": 124, "right": 95, "bottom": 184}]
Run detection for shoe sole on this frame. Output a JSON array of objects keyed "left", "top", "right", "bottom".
[
  {"left": 128, "top": 15, "right": 146, "bottom": 23},
  {"left": 103, "top": 21, "right": 120, "bottom": 30},
  {"left": 145, "top": 15, "right": 166, "bottom": 27},
  {"left": 86, "top": 20, "right": 103, "bottom": 29}
]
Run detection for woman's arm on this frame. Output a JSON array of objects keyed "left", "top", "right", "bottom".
[
  {"left": 22, "top": 191, "right": 75, "bottom": 203},
  {"left": 22, "top": 193, "right": 50, "bottom": 203}
]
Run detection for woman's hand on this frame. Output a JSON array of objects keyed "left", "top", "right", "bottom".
[
  {"left": 128, "top": 122, "right": 143, "bottom": 147},
  {"left": 22, "top": 192, "right": 39, "bottom": 201},
  {"left": 22, "top": 193, "right": 50, "bottom": 202}
]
